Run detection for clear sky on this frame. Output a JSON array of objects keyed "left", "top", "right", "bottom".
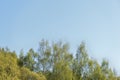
[{"left": 0, "top": 0, "right": 120, "bottom": 74}]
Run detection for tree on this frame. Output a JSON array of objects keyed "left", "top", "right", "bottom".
[
  {"left": 0, "top": 48, "right": 20, "bottom": 80},
  {"left": 24, "top": 48, "right": 37, "bottom": 71},
  {"left": 72, "top": 42, "right": 89, "bottom": 80},
  {"left": 100, "top": 59, "right": 117, "bottom": 80},
  {"left": 19, "top": 48, "right": 37, "bottom": 71},
  {"left": 0, "top": 48, "right": 46, "bottom": 80},
  {"left": 36, "top": 40, "right": 52, "bottom": 73},
  {"left": 51, "top": 42, "right": 73, "bottom": 80}
]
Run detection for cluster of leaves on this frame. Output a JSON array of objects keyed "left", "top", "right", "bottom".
[
  {"left": 0, "top": 40, "right": 120, "bottom": 80},
  {"left": 0, "top": 48, "right": 46, "bottom": 80}
]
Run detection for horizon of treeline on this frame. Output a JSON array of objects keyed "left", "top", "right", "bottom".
[{"left": 0, "top": 39, "right": 120, "bottom": 80}]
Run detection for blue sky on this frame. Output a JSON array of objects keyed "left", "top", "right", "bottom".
[{"left": 1, "top": 0, "right": 120, "bottom": 74}]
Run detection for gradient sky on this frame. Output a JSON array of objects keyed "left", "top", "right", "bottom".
[{"left": 0, "top": 0, "right": 120, "bottom": 74}]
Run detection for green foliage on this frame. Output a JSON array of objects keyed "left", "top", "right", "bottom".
[
  {"left": 23, "top": 49, "right": 37, "bottom": 71},
  {"left": 51, "top": 42, "right": 73, "bottom": 80},
  {"left": 0, "top": 40, "right": 120, "bottom": 80},
  {"left": 0, "top": 48, "right": 46, "bottom": 80},
  {"left": 20, "top": 67, "right": 46, "bottom": 80},
  {"left": 0, "top": 49, "right": 20, "bottom": 80}
]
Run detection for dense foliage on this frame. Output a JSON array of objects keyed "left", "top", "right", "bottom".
[{"left": 0, "top": 40, "right": 120, "bottom": 80}]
